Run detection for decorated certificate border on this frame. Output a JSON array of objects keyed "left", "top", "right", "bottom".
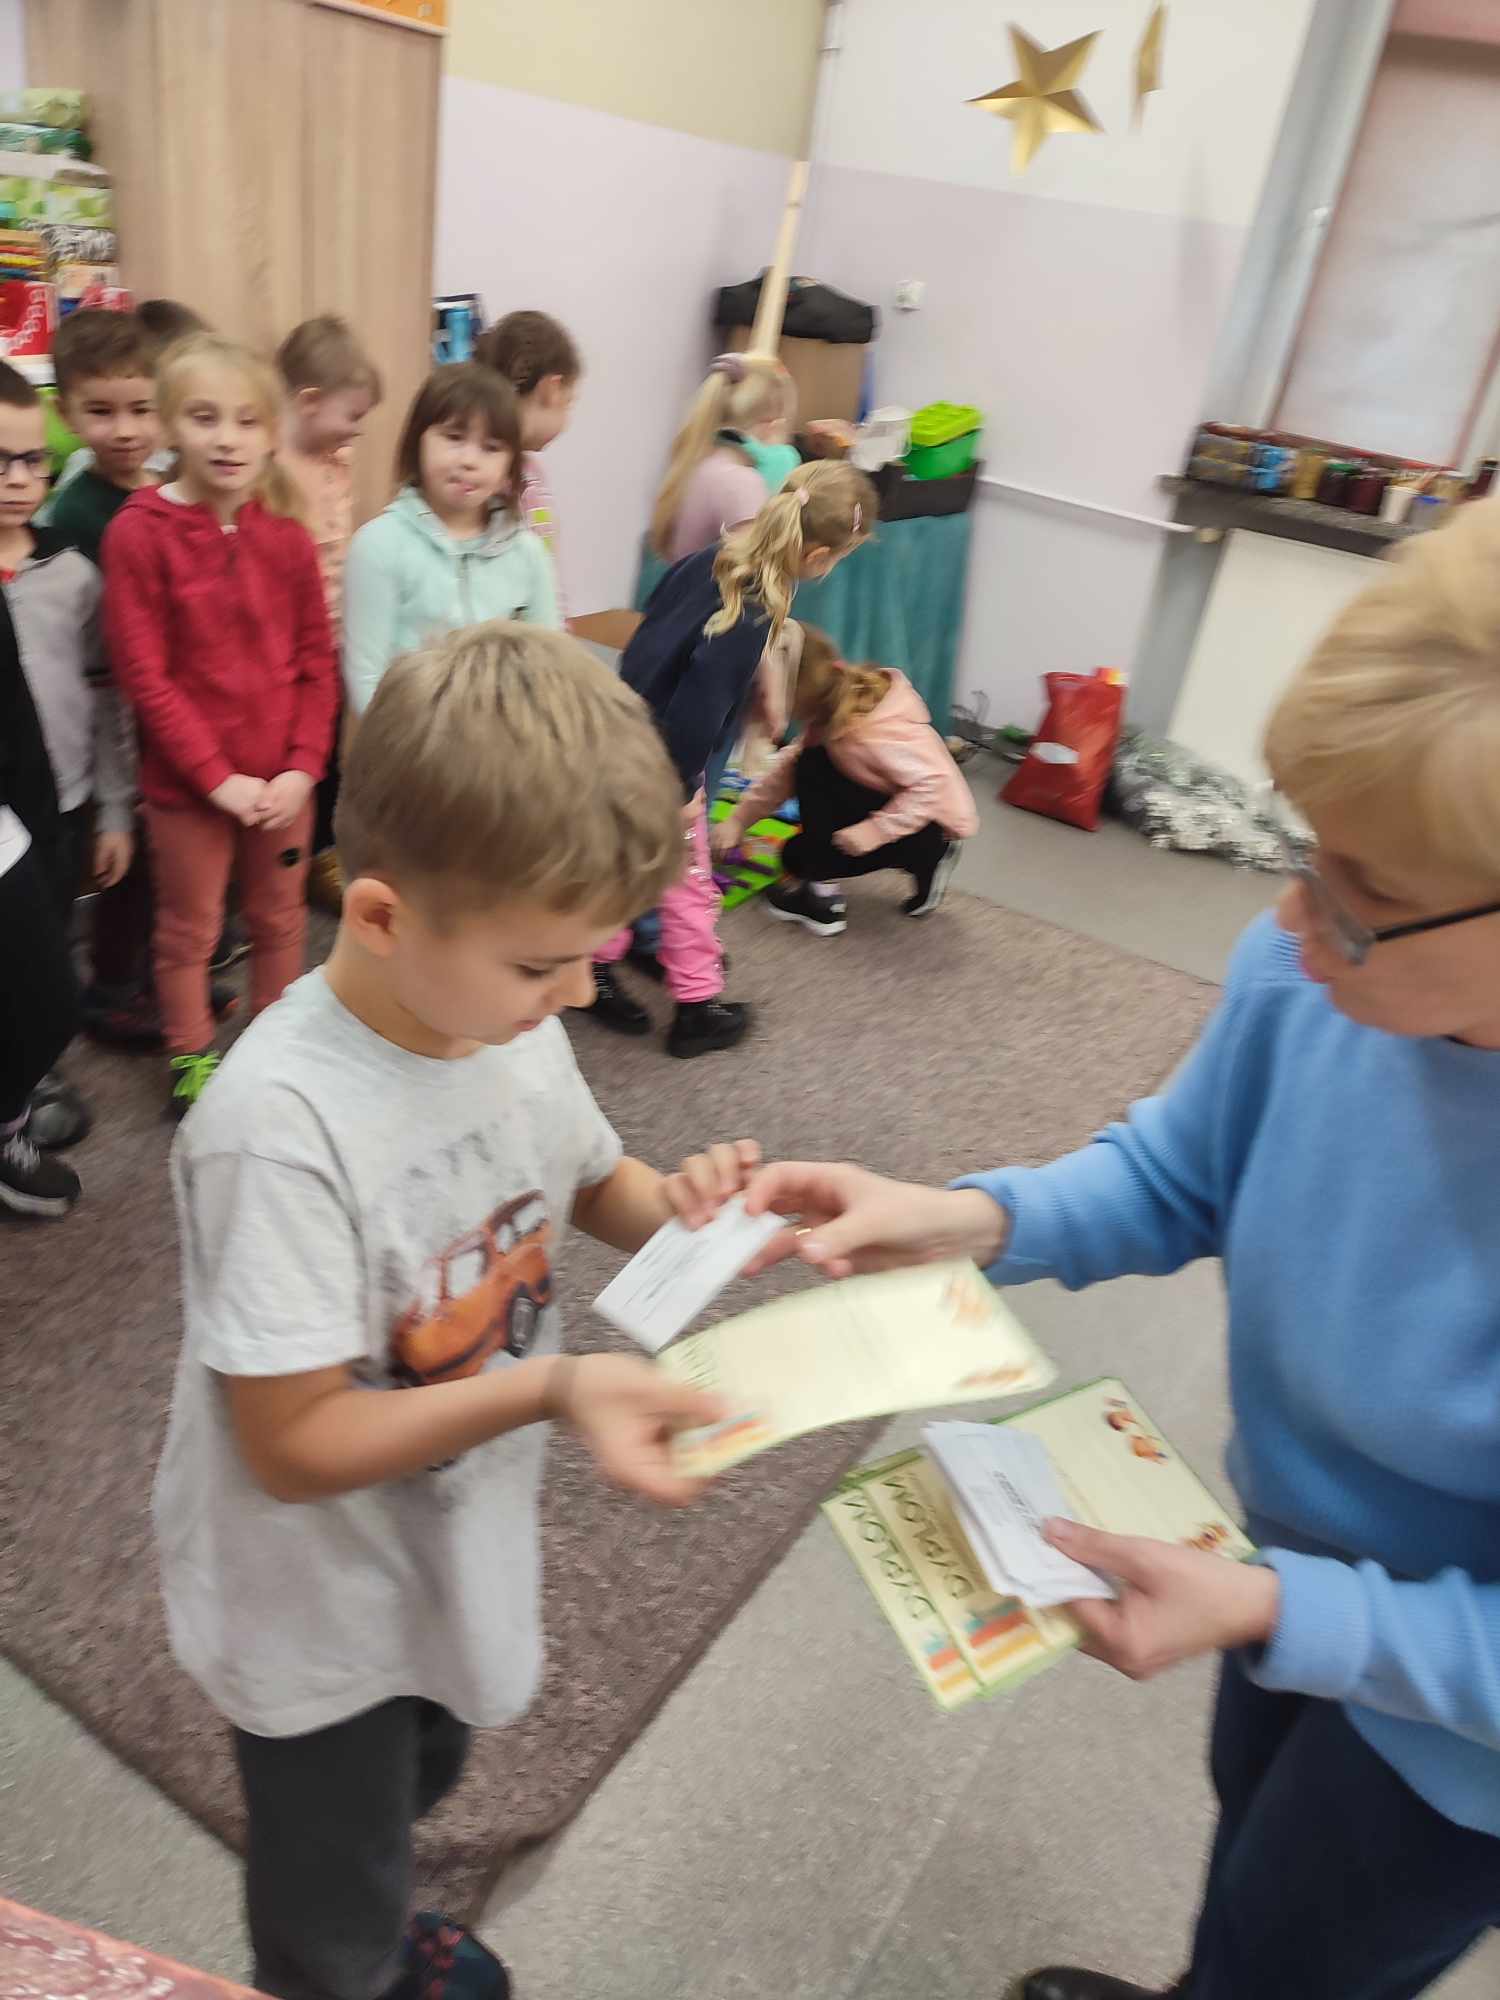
[{"left": 824, "top": 1377, "right": 1252, "bottom": 1711}]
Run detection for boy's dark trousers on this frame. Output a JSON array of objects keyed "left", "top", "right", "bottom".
[
  {"left": 0, "top": 838, "right": 80, "bottom": 1123},
  {"left": 1180, "top": 1654, "right": 1500, "bottom": 1998},
  {"left": 780, "top": 744, "right": 948, "bottom": 884},
  {"left": 234, "top": 1697, "right": 471, "bottom": 2000}
]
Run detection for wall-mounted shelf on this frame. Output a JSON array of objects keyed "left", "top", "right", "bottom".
[{"left": 1158, "top": 475, "right": 1425, "bottom": 559}]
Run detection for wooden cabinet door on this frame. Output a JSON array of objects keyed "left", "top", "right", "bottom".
[{"left": 25, "top": 0, "right": 439, "bottom": 524}]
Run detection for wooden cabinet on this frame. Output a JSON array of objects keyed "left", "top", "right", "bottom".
[{"left": 24, "top": 0, "right": 440, "bottom": 522}]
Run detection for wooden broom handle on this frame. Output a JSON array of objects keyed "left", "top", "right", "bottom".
[{"left": 747, "top": 158, "right": 810, "bottom": 357}]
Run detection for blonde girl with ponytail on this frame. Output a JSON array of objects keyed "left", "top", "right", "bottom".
[
  {"left": 583, "top": 459, "right": 876, "bottom": 1059},
  {"left": 650, "top": 352, "right": 797, "bottom": 561}
]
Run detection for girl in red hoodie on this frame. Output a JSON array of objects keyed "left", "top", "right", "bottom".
[
  {"left": 104, "top": 334, "right": 338, "bottom": 1113},
  {"left": 712, "top": 624, "right": 978, "bottom": 936}
]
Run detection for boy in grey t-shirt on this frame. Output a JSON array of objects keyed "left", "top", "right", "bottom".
[{"left": 154, "top": 625, "right": 756, "bottom": 2000}]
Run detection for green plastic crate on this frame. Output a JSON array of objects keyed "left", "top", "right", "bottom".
[{"left": 905, "top": 401, "right": 982, "bottom": 480}]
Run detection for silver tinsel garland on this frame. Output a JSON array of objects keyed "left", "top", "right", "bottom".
[{"left": 1108, "top": 733, "right": 1292, "bottom": 872}]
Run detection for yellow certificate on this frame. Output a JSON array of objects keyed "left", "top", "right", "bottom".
[{"left": 660, "top": 1260, "right": 1056, "bottom": 1477}]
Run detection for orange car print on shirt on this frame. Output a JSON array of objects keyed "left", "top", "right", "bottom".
[{"left": 390, "top": 1190, "right": 554, "bottom": 1386}]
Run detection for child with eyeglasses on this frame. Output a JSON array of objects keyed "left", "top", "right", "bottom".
[
  {"left": 0, "top": 360, "right": 138, "bottom": 1213},
  {"left": 743, "top": 498, "right": 1500, "bottom": 2000}
]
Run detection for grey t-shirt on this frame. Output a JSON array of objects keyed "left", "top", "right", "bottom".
[{"left": 152, "top": 971, "right": 621, "bottom": 1738}]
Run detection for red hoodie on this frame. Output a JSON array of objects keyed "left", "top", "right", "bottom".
[{"left": 102, "top": 488, "right": 338, "bottom": 810}]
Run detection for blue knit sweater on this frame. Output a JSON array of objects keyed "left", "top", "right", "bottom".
[{"left": 963, "top": 914, "right": 1500, "bottom": 1835}]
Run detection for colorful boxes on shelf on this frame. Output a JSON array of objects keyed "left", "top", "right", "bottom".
[
  {"left": 0, "top": 91, "right": 89, "bottom": 131},
  {"left": 0, "top": 174, "right": 114, "bottom": 229}
]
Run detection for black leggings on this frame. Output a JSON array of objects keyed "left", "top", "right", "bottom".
[
  {"left": 781, "top": 744, "right": 948, "bottom": 883},
  {"left": 0, "top": 842, "right": 80, "bottom": 1125}
]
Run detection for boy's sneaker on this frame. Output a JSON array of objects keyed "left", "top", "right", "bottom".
[
  {"left": 167, "top": 1048, "right": 221, "bottom": 1119},
  {"left": 0, "top": 1129, "right": 81, "bottom": 1219},
  {"left": 211, "top": 920, "right": 250, "bottom": 974},
  {"left": 668, "top": 997, "right": 750, "bottom": 1058},
  {"left": 577, "top": 964, "right": 651, "bottom": 1036},
  {"left": 24, "top": 1072, "right": 92, "bottom": 1151},
  {"left": 395, "top": 1911, "right": 511, "bottom": 2000},
  {"left": 904, "top": 839, "right": 961, "bottom": 918},
  {"left": 767, "top": 880, "right": 847, "bottom": 936}
]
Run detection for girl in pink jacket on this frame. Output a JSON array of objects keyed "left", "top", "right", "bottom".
[{"left": 711, "top": 625, "right": 977, "bottom": 936}]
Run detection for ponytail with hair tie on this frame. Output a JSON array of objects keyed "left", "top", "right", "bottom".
[
  {"left": 706, "top": 461, "right": 879, "bottom": 645},
  {"left": 649, "top": 351, "right": 798, "bottom": 557}
]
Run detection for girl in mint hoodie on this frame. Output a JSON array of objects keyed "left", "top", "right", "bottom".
[{"left": 342, "top": 365, "right": 560, "bottom": 716}]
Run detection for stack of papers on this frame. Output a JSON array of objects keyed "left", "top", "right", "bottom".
[{"left": 924, "top": 1422, "right": 1115, "bottom": 1609}]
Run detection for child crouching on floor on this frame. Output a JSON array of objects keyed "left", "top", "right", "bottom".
[
  {"left": 153, "top": 621, "right": 760, "bottom": 2000},
  {"left": 711, "top": 625, "right": 977, "bottom": 935}
]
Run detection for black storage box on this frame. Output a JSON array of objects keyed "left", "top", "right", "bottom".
[{"left": 871, "top": 459, "right": 981, "bottom": 521}]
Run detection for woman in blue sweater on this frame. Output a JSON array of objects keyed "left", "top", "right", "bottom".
[{"left": 744, "top": 502, "right": 1500, "bottom": 1999}]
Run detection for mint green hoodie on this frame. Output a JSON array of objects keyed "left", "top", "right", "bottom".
[{"left": 341, "top": 486, "right": 561, "bottom": 714}]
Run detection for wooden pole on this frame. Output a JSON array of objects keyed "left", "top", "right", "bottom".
[{"left": 747, "top": 157, "right": 810, "bottom": 357}]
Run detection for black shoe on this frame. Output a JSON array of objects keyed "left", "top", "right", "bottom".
[
  {"left": 210, "top": 919, "right": 250, "bottom": 974},
  {"left": 578, "top": 964, "right": 651, "bottom": 1036},
  {"left": 767, "top": 880, "right": 847, "bottom": 936},
  {"left": 0, "top": 1128, "right": 81, "bottom": 1218},
  {"left": 667, "top": 997, "right": 750, "bottom": 1058},
  {"left": 626, "top": 942, "right": 732, "bottom": 980},
  {"left": 904, "top": 839, "right": 962, "bottom": 917},
  {"left": 24, "top": 1072, "right": 92, "bottom": 1151},
  {"left": 1013, "top": 1970, "right": 1176, "bottom": 2000}
]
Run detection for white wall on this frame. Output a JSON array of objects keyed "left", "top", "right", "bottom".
[
  {"left": 800, "top": 0, "right": 1319, "bottom": 726},
  {"left": 1167, "top": 533, "right": 1373, "bottom": 785},
  {"left": 435, "top": 77, "right": 794, "bottom": 615},
  {"left": 434, "top": 7, "right": 822, "bottom": 618}
]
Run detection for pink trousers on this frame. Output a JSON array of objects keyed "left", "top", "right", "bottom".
[
  {"left": 597, "top": 803, "right": 723, "bottom": 1003},
  {"left": 144, "top": 799, "right": 314, "bottom": 1054}
]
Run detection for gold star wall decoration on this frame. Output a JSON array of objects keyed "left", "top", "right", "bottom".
[
  {"left": 968, "top": 25, "right": 1103, "bottom": 176},
  {"left": 1134, "top": 3, "right": 1167, "bottom": 126}
]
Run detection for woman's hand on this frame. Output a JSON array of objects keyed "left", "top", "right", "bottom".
[
  {"left": 555, "top": 1353, "right": 725, "bottom": 1506},
  {"left": 92, "top": 828, "right": 134, "bottom": 890},
  {"left": 208, "top": 773, "right": 269, "bottom": 827},
  {"left": 832, "top": 826, "right": 861, "bottom": 856},
  {"left": 257, "top": 769, "right": 315, "bottom": 833},
  {"left": 742, "top": 1161, "right": 1010, "bottom": 1278},
  {"left": 1045, "top": 1521, "right": 1280, "bottom": 1679},
  {"left": 664, "top": 1139, "right": 762, "bottom": 1229}
]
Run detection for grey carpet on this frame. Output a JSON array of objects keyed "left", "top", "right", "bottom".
[{"left": 1, "top": 877, "right": 1214, "bottom": 1915}]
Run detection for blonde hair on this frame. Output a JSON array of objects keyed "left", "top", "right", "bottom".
[
  {"left": 707, "top": 461, "right": 877, "bottom": 646},
  {"left": 792, "top": 625, "right": 890, "bottom": 737},
  {"left": 1265, "top": 498, "right": 1500, "bottom": 877},
  {"left": 650, "top": 353, "right": 794, "bottom": 558},
  {"left": 336, "top": 622, "right": 685, "bottom": 925},
  {"left": 276, "top": 313, "right": 382, "bottom": 403},
  {"left": 156, "top": 332, "right": 301, "bottom": 522}
]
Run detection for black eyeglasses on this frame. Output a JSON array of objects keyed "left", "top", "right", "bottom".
[
  {"left": 0, "top": 449, "right": 49, "bottom": 479},
  {"left": 1262, "top": 788, "right": 1500, "bottom": 967}
]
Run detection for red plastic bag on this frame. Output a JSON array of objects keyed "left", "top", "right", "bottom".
[{"left": 1001, "top": 669, "right": 1126, "bottom": 831}]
